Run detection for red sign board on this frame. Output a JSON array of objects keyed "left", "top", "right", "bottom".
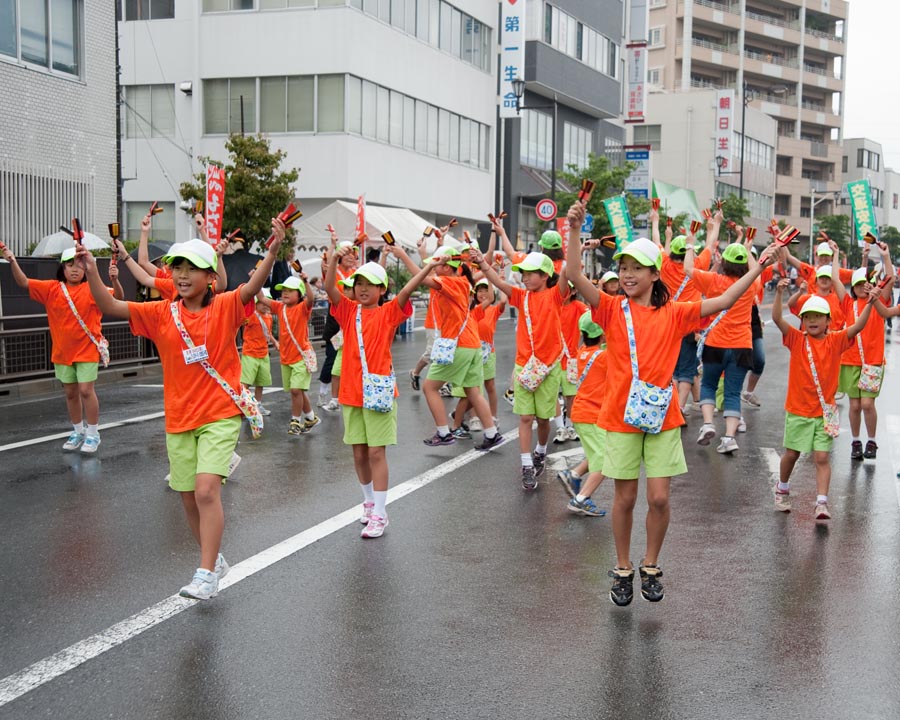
[{"left": 205, "top": 166, "right": 225, "bottom": 245}]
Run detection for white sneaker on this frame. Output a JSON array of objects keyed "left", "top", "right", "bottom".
[
  {"left": 468, "top": 416, "right": 483, "bottom": 431},
  {"left": 681, "top": 404, "right": 691, "bottom": 417},
  {"left": 567, "top": 426, "right": 579, "bottom": 441},
  {"left": 553, "top": 427, "right": 569, "bottom": 444},
  {"left": 316, "top": 395, "right": 328, "bottom": 408},
  {"left": 228, "top": 452, "right": 241, "bottom": 477},
  {"left": 697, "top": 424, "right": 716, "bottom": 445},
  {"left": 80, "top": 435, "right": 101, "bottom": 454},
  {"left": 716, "top": 436, "right": 739, "bottom": 454},
  {"left": 359, "top": 501, "right": 375, "bottom": 525},
  {"left": 178, "top": 568, "right": 218, "bottom": 600},
  {"left": 62, "top": 431, "right": 85, "bottom": 451},
  {"left": 214, "top": 553, "right": 229, "bottom": 580},
  {"left": 323, "top": 399, "right": 341, "bottom": 412},
  {"left": 258, "top": 403, "right": 272, "bottom": 416},
  {"left": 737, "top": 417, "right": 747, "bottom": 433},
  {"left": 741, "top": 391, "right": 760, "bottom": 407},
  {"left": 361, "top": 514, "right": 388, "bottom": 539}
]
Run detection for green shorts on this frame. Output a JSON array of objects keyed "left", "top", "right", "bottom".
[
  {"left": 560, "top": 372, "right": 578, "bottom": 397},
  {"left": 342, "top": 403, "right": 397, "bottom": 446},
  {"left": 241, "top": 354, "right": 272, "bottom": 387},
  {"left": 55, "top": 362, "right": 98, "bottom": 384},
  {"left": 838, "top": 364, "right": 880, "bottom": 399},
  {"left": 483, "top": 351, "right": 496, "bottom": 381},
  {"left": 574, "top": 422, "right": 606, "bottom": 473},
  {"left": 783, "top": 411, "right": 833, "bottom": 453},
  {"left": 601, "top": 427, "right": 687, "bottom": 479},
  {"left": 333, "top": 347, "right": 343, "bottom": 377},
  {"left": 165, "top": 416, "right": 241, "bottom": 492},
  {"left": 513, "top": 363, "right": 562, "bottom": 419},
  {"left": 281, "top": 361, "right": 311, "bottom": 392},
  {"left": 427, "top": 346, "right": 484, "bottom": 388}
]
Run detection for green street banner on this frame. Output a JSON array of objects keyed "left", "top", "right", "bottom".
[
  {"left": 847, "top": 179, "right": 878, "bottom": 245},
  {"left": 603, "top": 195, "right": 634, "bottom": 250}
]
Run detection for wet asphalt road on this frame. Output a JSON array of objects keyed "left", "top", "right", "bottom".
[{"left": 1, "top": 313, "right": 900, "bottom": 719}]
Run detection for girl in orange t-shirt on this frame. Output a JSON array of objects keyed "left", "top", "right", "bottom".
[
  {"left": 837, "top": 243, "right": 894, "bottom": 460},
  {"left": 240, "top": 295, "right": 276, "bottom": 415},
  {"left": 555, "top": 290, "right": 588, "bottom": 444},
  {"left": 77, "top": 220, "right": 285, "bottom": 601},
  {"left": 324, "top": 245, "right": 434, "bottom": 539},
  {"left": 318, "top": 239, "right": 360, "bottom": 410},
  {"left": 565, "top": 202, "right": 774, "bottom": 607},
  {"left": 2, "top": 245, "right": 122, "bottom": 453}
]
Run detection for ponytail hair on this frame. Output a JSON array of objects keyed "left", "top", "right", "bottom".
[
  {"left": 458, "top": 262, "right": 476, "bottom": 288},
  {"left": 650, "top": 278, "right": 670, "bottom": 309},
  {"left": 546, "top": 271, "right": 559, "bottom": 289}
]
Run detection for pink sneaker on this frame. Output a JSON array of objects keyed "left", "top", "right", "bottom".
[
  {"left": 359, "top": 501, "right": 375, "bottom": 525},
  {"left": 361, "top": 514, "right": 388, "bottom": 539}
]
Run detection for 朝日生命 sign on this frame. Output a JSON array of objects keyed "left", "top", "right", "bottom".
[{"left": 714, "top": 89, "right": 735, "bottom": 171}]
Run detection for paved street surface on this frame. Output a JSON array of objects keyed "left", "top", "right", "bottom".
[{"left": 2, "top": 314, "right": 900, "bottom": 719}]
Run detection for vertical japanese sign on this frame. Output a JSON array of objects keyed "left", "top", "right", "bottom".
[
  {"left": 603, "top": 195, "right": 634, "bottom": 250},
  {"left": 847, "top": 179, "right": 878, "bottom": 245},
  {"left": 355, "top": 194, "right": 366, "bottom": 240},
  {"left": 205, "top": 165, "right": 225, "bottom": 245},
  {"left": 714, "top": 89, "right": 735, "bottom": 172},
  {"left": 624, "top": 145, "right": 651, "bottom": 198},
  {"left": 500, "top": 0, "right": 526, "bottom": 119},
  {"left": 625, "top": 43, "right": 648, "bottom": 123}
]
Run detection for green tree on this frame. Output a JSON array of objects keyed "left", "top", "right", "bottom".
[
  {"left": 879, "top": 224, "right": 900, "bottom": 262},
  {"left": 554, "top": 154, "right": 649, "bottom": 237},
  {"left": 815, "top": 214, "right": 852, "bottom": 256},
  {"left": 179, "top": 134, "right": 299, "bottom": 257}
]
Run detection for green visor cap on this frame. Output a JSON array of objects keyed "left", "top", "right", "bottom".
[
  {"left": 578, "top": 310, "right": 604, "bottom": 338},
  {"left": 162, "top": 239, "right": 218, "bottom": 271},
  {"left": 539, "top": 230, "right": 563, "bottom": 249},
  {"left": 721, "top": 243, "right": 748, "bottom": 264},
  {"left": 612, "top": 237, "right": 661, "bottom": 270},
  {"left": 274, "top": 276, "right": 306, "bottom": 295},
  {"left": 511, "top": 251, "right": 555, "bottom": 276},
  {"left": 344, "top": 261, "right": 389, "bottom": 288},
  {"left": 669, "top": 235, "right": 688, "bottom": 254}
]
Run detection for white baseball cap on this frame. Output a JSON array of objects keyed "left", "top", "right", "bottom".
[
  {"left": 345, "top": 261, "right": 388, "bottom": 287},
  {"left": 162, "top": 239, "right": 217, "bottom": 271},
  {"left": 613, "top": 237, "right": 661, "bottom": 270},
  {"left": 815, "top": 266, "right": 833, "bottom": 279},
  {"left": 816, "top": 242, "right": 833, "bottom": 257},
  {"left": 799, "top": 295, "right": 831, "bottom": 316},
  {"left": 851, "top": 267, "right": 868, "bottom": 286}
]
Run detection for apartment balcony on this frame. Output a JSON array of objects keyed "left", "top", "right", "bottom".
[
  {"left": 777, "top": 135, "right": 842, "bottom": 167},
  {"left": 742, "top": 49, "right": 800, "bottom": 84},
  {"left": 675, "top": 37, "right": 741, "bottom": 71},
  {"left": 750, "top": 96, "right": 798, "bottom": 122},
  {"left": 744, "top": 11, "right": 802, "bottom": 45},
  {"left": 799, "top": 102, "right": 841, "bottom": 129},
  {"left": 690, "top": 0, "right": 740, "bottom": 28},
  {"left": 801, "top": 64, "right": 843, "bottom": 92},
  {"left": 805, "top": 0, "right": 848, "bottom": 20},
  {"left": 802, "top": 29, "right": 845, "bottom": 56}
]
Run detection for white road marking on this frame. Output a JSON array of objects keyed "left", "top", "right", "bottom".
[
  {"left": 0, "top": 429, "right": 519, "bottom": 707},
  {"left": 760, "top": 447, "right": 781, "bottom": 478},
  {"left": 0, "top": 412, "right": 167, "bottom": 454},
  {"left": 546, "top": 446, "right": 586, "bottom": 470}
]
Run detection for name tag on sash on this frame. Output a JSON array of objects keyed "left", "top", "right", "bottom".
[{"left": 183, "top": 345, "right": 209, "bottom": 365}]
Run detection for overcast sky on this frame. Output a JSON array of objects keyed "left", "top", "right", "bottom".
[{"left": 843, "top": 1, "right": 900, "bottom": 169}]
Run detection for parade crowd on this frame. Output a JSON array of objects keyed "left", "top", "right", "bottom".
[{"left": 1, "top": 195, "right": 895, "bottom": 608}]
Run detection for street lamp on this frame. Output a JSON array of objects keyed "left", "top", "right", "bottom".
[{"left": 512, "top": 77, "right": 558, "bottom": 202}]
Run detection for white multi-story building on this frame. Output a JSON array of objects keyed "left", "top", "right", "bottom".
[
  {"left": 118, "top": 0, "right": 497, "bottom": 244},
  {"left": 0, "top": 0, "right": 118, "bottom": 255}
]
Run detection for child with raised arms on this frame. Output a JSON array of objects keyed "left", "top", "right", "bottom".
[
  {"left": 324, "top": 244, "right": 434, "bottom": 538},
  {"left": 554, "top": 287, "right": 588, "bottom": 444},
  {"left": 241, "top": 290, "right": 277, "bottom": 417},
  {"left": 770, "top": 276, "right": 876, "bottom": 519},
  {"left": 2, "top": 245, "right": 123, "bottom": 453},
  {"left": 76, "top": 219, "right": 285, "bottom": 600},
  {"left": 565, "top": 201, "right": 774, "bottom": 607},
  {"left": 472, "top": 247, "right": 568, "bottom": 490}
]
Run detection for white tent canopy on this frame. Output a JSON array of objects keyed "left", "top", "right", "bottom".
[{"left": 290, "top": 200, "right": 432, "bottom": 260}]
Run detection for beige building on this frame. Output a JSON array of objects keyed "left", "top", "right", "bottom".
[{"left": 645, "top": 0, "right": 846, "bottom": 239}]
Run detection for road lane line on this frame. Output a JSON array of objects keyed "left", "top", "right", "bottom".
[
  {"left": 0, "top": 429, "right": 519, "bottom": 707},
  {"left": 760, "top": 447, "right": 781, "bottom": 478},
  {"left": 0, "top": 412, "right": 168, "bottom": 453}
]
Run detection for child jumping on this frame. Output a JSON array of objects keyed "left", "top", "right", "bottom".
[
  {"left": 770, "top": 276, "right": 876, "bottom": 519},
  {"left": 78, "top": 220, "right": 285, "bottom": 600},
  {"left": 565, "top": 201, "right": 775, "bottom": 606}
]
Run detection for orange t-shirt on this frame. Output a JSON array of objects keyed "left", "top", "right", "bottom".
[
  {"left": 431, "top": 276, "right": 480, "bottom": 349},
  {"left": 660, "top": 249, "right": 711, "bottom": 302},
  {"left": 472, "top": 304, "right": 504, "bottom": 349},
  {"left": 331, "top": 297, "right": 413, "bottom": 408},
  {"left": 783, "top": 327, "right": 852, "bottom": 418},
  {"left": 155, "top": 266, "right": 172, "bottom": 279},
  {"left": 591, "top": 294, "right": 703, "bottom": 433},
  {"left": 153, "top": 276, "right": 178, "bottom": 301},
  {"left": 560, "top": 300, "right": 588, "bottom": 369},
  {"left": 128, "top": 289, "right": 253, "bottom": 433},
  {"left": 242, "top": 310, "right": 274, "bottom": 359},
  {"left": 569, "top": 346, "right": 608, "bottom": 424},
  {"left": 28, "top": 280, "right": 104, "bottom": 365},
  {"left": 798, "top": 262, "right": 853, "bottom": 295},
  {"left": 789, "top": 292, "right": 845, "bottom": 330},
  {"left": 839, "top": 296, "right": 884, "bottom": 366},
  {"left": 508, "top": 286, "right": 566, "bottom": 367},
  {"left": 757, "top": 266, "right": 773, "bottom": 304},
  {"left": 691, "top": 270, "right": 759, "bottom": 349},
  {"left": 270, "top": 300, "right": 312, "bottom": 365},
  {"left": 423, "top": 287, "right": 438, "bottom": 330}
]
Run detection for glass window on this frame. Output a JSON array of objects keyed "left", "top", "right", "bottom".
[
  {"left": 361, "top": 80, "right": 376, "bottom": 138},
  {"left": 389, "top": 90, "right": 403, "bottom": 146},
  {"left": 229, "top": 77, "right": 257, "bottom": 133},
  {"left": 414, "top": 100, "right": 427, "bottom": 152},
  {"left": 204, "top": 79, "right": 229, "bottom": 134},
  {"left": 462, "top": 15, "right": 475, "bottom": 65},
  {"left": 449, "top": 113, "right": 459, "bottom": 161},
  {"left": 150, "top": 85, "right": 175, "bottom": 137},
  {"left": 566, "top": 15, "right": 577, "bottom": 56},
  {"left": 127, "top": 201, "right": 175, "bottom": 241},
  {"left": 416, "top": 0, "right": 428, "bottom": 40},
  {"left": 428, "top": 0, "right": 439, "bottom": 45},
  {"left": 378, "top": 0, "right": 390, "bottom": 23},
  {"left": 481, "top": 23, "right": 491, "bottom": 72},
  {"left": 450, "top": 7, "right": 461, "bottom": 58},
  {"left": 544, "top": 3, "right": 552, "bottom": 44},
  {"left": 404, "top": 0, "right": 415, "bottom": 34},
  {"left": 403, "top": 95, "right": 415, "bottom": 149},
  {"left": 260, "top": 76, "right": 287, "bottom": 133},
  {"left": 363, "top": 0, "right": 377, "bottom": 13},
  {"left": 151, "top": 0, "right": 175, "bottom": 17},
  {"left": 317, "top": 74, "right": 345, "bottom": 132},
  {"left": 460, "top": 117, "right": 471, "bottom": 164},
  {"left": 427, "top": 104, "right": 438, "bottom": 155},
  {"left": 125, "top": 85, "right": 151, "bottom": 139},
  {"left": 391, "top": 0, "right": 404, "bottom": 30},
  {"left": 287, "top": 76, "right": 314, "bottom": 131},
  {"left": 21, "top": 0, "right": 48, "bottom": 66},
  {"left": 51, "top": 0, "right": 79, "bottom": 74},
  {"left": 376, "top": 85, "right": 390, "bottom": 142},
  {"left": 438, "top": 1, "right": 451, "bottom": 51},
  {"left": 347, "top": 76, "right": 362, "bottom": 134},
  {"left": 438, "top": 108, "right": 450, "bottom": 158},
  {"left": 128, "top": 0, "right": 175, "bottom": 19},
  {"left": 0, "top": 0, "right": 16, "bottom": 58},
  {"left": 481, "top": 124, "right": 489, "bottom": 169}
]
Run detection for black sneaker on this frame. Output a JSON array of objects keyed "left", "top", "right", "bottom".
[
  {"left": 608, "top": 567, "right": 635, "bottom": 606},
  {"left": 850, "top": 440, "right": 863, "bottom": 460},
  {"left": 863, "top": 440, "right": 878, "bottom": 459},
  {"left": 521, "top": 466, "right": 538, "bottom": 491},
  {"left": 532, "top": 451, "right": 546, "bottom": 477},
  {"left": 423, "top": 432, "right": 455, "bottom": 447},
  {"left": 639, "top": 564, "right": 664, "bottom": 602},
  {"left": 474, "top": 433, "right": 504, "bottom": 451}
]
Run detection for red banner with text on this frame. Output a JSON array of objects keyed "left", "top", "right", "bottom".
[{"left": 205, "top": 166, "right": 226, "bottom": 246}]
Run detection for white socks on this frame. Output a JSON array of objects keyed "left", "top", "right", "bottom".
[
  {"left": 361, "top": 482, "right": 375, "bottom": 503},
  {"left": 373, "top": 490, "right": 388, "bottom": 519},
  {"left": 817, "top": 494, "right": 828, "bottom": 505},
  {"left": 86, "top": 424, "right": 99, "bottom": 438},
  {"left": 437, "top": 424, "right": 450, "bottom": 436},
  {"left": 535, "top": 443, "right": 548, "bottom": 454},
  {"left": 521, "top": 453, "right": 533, "bottom": 468}
]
